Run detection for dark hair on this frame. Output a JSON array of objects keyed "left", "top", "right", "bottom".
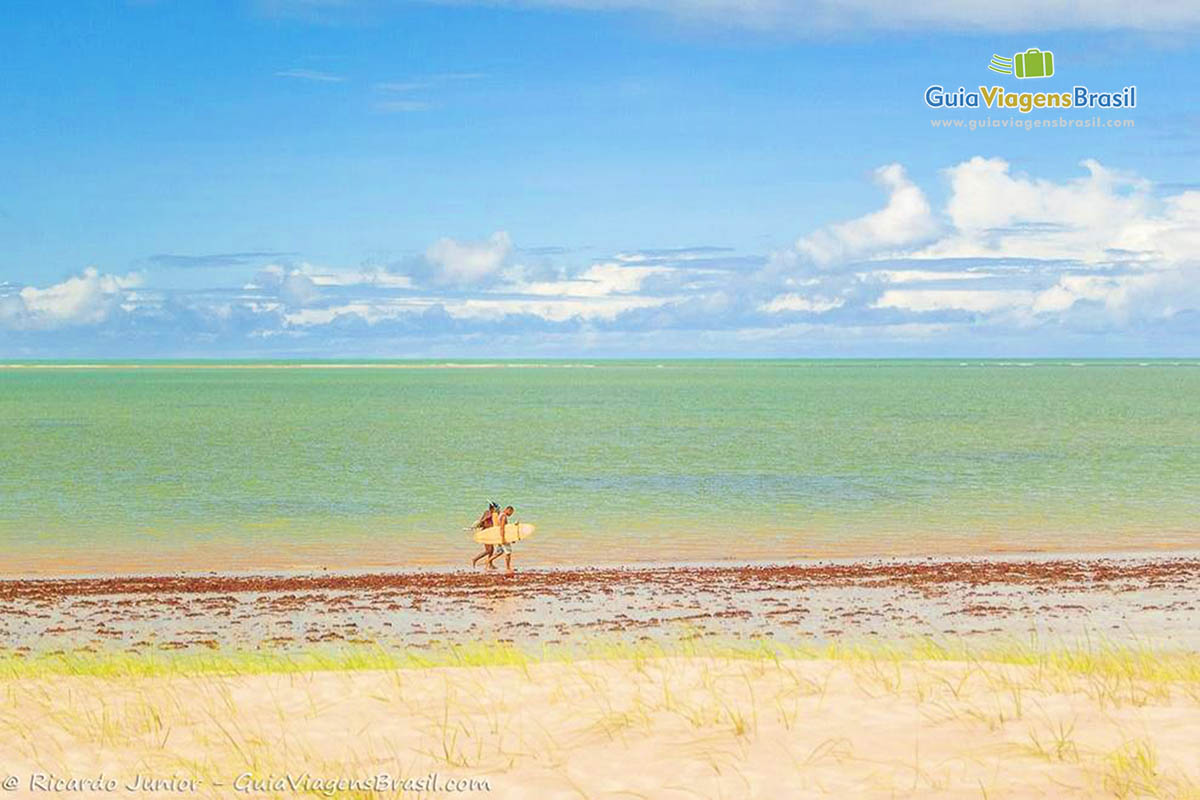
[
  {"left": 504, "top": 505, "right": 514, "bottom": 514},
  {"left": 489, "top": 501, "right": 500, "bottom": 510}
]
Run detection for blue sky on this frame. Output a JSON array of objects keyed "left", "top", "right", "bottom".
[{"left": 2, "top": 0, "right": 1199, "bottom": 356}]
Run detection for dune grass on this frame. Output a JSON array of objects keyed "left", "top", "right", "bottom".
[
  {"left": 1, "top": 636, "right": 1198, "bottom": 798},
  {"left": 3, "top": 634, "right": 1199, "bottom": 685}
]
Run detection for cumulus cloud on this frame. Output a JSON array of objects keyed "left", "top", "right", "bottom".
[
  {"left": 1109, "top": 190, "right": 1200, "bottom": 265},
  {"left": 1032, "top": 267, "right": 1200, "bottom": 321},
  {"left": 273, "top": 251, "right": 677, "bottom": 328},
  {"left": 920, "top": 157, "right": 1153, "bottom": 263},
  {"left": 254, "top": 265, "right": 322, "bottom": 306},
  {"left": 763, "top": 157, "right": 1200, "bottom": 334},
  {"left": 425, "top": 231, "right": 513, "bottom": 285},
  {"left": 795, "top": 164, "right": 938, "bottom": 267},
  {"left": 8, "top": 158, "right": 1200, "bottom": 356},
  {"left": 0, "top": 268, "right": 141, "bottom": 330},
  {"left": 516, "top": 262, "right": 670, "bottom": 297}
]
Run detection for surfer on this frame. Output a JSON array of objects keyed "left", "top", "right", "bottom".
[
  {"left": 485, "top": 505, "right": 516, "bottom": 575},
  {"left": 470, "top": 502, "right": 500, "bottom": 569}
]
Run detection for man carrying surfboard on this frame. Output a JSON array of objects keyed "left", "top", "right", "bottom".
[
  {"left": 470, "top": 502, "right": 500, "bottom": 569},
  {"left": 485, "top": 505, "right": 516, "bottom": 575}
]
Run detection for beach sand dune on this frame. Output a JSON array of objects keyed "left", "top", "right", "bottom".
[{"left": 1, "top": 653, "right": 1197, "bottom": 799}]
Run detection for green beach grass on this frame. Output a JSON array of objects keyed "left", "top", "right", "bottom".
[{"left": 5, "top": 636, "right": 1200, "bottom": 685}]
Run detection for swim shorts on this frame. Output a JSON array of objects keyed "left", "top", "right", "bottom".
[{"left": 494, "top": 543, "right": 513, "bottom": 555}]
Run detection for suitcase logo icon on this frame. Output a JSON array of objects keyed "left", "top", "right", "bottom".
[{"left": 988, "top": 48, "right": 1055, "bottom": 79}]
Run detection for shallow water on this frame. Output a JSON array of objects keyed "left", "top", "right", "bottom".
[{"left": 1, "top": 360, "right": 1198, "bottom": 574}]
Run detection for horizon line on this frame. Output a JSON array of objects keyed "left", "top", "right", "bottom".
[{"left": 3, "top": 356, "right": 1198, "bottom": 369}]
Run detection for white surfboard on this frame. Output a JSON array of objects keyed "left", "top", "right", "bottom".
[{"left": 473, "top": 522, "right": 536, "bottom": 545}]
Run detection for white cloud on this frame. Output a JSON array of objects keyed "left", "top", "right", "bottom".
[
  {"left": 771, "top": 157, "right": 1200, "bottom": 330},
  {"left": 269, "top": 253, "right": 674, "bottom": 328},
  {"left": 445, "top": 295, "right": 668, "bottom": 322},
  {"left": 296, "top": 265, "right": 413, "bottom": 289},
  {"left": 0, "top": 268, "right": 141, "bottom": 330},
  {"left": 874, "top": 289, "right": 1036, "bottom": 313},
  {"left": 1032, "top": 275, "right": 1127, "bottom": 314},
  {"left": 873, "top": 269, "right": 1001, "bottom": 283},
  {"left": 255, "top": 265, "right": 322, "bottom": 306},
  {"left": 251, "top": 261, "right": 411, "bottom": 305},
  {"left": 425, "top": 231, "right": 513, "bottom": 284},
  {"left": 280, "top": 294, "right": 668, "bottom": 327},
  {"left": 282, "top": 273, "right": 320, "bottom": 306},
  {"left": 1108, "top": 190, "right": 1200, "bottom": 265},
  {"left": 283, "top": 299, "right": 435, "bottom": 327},
  {"left": 795, "top": 163, "right": 938, "bottom": 267},
  {"left": 761, "top": 293, "right": 844, "bottom": 313},
  {"left": 516, "top": 262, "right": 669, "bottom": 297},
  {"left": 918, "top": 157, "right": 1153, "bottom": 263},
  {"left": 8, "top": 158, "right": 1199, "bottom": 355},
  {"left": 1032, "top": 268, "right": 1200, "bottom": 318}
]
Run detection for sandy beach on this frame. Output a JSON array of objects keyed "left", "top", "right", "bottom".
[
  {"left": 0, "top": 554, "right": 1196, "bottom": 796},
  {"left": 0, "top": 553, "right": 1195, "bottom": 798},
  {"left": 2, "top": 648, "right": 1198, "bottom": 798}
]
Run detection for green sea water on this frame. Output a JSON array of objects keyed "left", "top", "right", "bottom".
[{"left": 2, "top": 361, "right": 1198, "bottom": 574}]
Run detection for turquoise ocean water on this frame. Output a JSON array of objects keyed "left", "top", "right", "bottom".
[{"left": 1, "top": 361, "right": 1198, "bottom": 575}]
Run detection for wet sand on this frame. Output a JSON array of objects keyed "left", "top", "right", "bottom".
[{"left": 2, "top": 554, "right": 1198, "bottom": 654}]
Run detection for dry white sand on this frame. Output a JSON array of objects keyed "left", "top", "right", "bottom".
[{"left": 1, "top": 656, "right": 1198, "bottom": 799}]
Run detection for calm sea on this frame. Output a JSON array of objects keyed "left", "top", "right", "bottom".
[{"left": 2, "top": 361, "right": 1197, "bottom": 575}]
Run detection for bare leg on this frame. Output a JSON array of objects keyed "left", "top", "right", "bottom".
[
  {"left": 505, "top": 552, "right": 513, "bottom": 575},
  {"left": 472, "top": 546, "right": 494, "bottom": 567}
]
